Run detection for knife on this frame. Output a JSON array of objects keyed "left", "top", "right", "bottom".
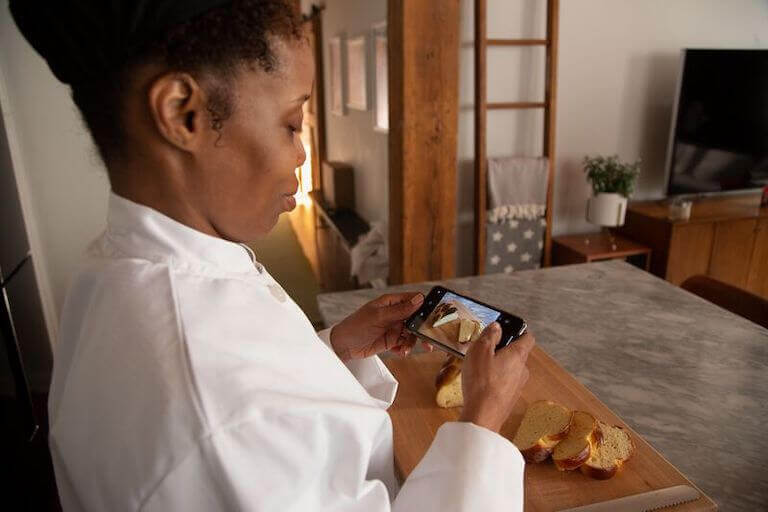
[{"left": 558, "top": 485, "right": 701, "bottom": 512}]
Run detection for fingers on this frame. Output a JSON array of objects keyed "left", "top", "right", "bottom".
[
  {"left": 512, "top": 332, "right": 536, "bottom": 360},
  {"left": 375, "top": 293, "right": 424, "bottom": 324},
  {"left": 467, "top": 322, "right": 502, "bottom": 359},
  {"left": 372, "top": 292, "right": 424, "bottom": 307},
  {"left": 479, "top": 323, "right": 502, "bottom": 346}
]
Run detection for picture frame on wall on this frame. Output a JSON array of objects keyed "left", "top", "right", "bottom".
[
  {"left": 346, "top": 35, "right": 368, "bottom": 111},
  {"left": 372, "top": 22, "right": 388, "bottom": 132},
  {"left": 329, "top": 35, "right": 345, "bottom": 116}
]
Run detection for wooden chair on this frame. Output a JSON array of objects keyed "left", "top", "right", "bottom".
[{"left": 681, "top": 275, "right": 768, "bottom": 329}]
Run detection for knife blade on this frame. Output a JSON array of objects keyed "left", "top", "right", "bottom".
[{"left": 558, "top": 485, "right": 701, "bottom": 512}]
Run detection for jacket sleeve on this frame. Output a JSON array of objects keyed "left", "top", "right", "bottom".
[
  {"left": 315, "top": 327, "right": 525, "bottom": 510},
  {"left": 140, "top": 418, "right": 523, "bottom": 512},
  {"left": 316, "top": 327, "right": 398, "bottom": 406},
  {"left": 392, "top": 421, "right": 525, "bottom": 512}
]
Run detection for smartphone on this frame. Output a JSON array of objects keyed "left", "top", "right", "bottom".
[{"left": 405, "top": 286, "right": 527, "bottom": 358}]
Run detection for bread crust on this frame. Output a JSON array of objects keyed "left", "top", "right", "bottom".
[
  {"left": 549, "top": 412, "right": 574, "bottom": 442},
  {"left": 435, "top": 356, "right": 462, "bottom": 389},
  {"left": 515, "top": 402, "right": 574, "bottom": 463},
  {"left": 552, "top": 411, "right": 599, "bottom": 471},
  {"left": 580, "top": 425, "right": 635, "bottom": 480},
  {"left": 520, "top": 443, "right": 555, "bottom": 463}
]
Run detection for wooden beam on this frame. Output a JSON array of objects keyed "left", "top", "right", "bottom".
[
  {"left": 487, "top": 38, "right": 547, "bottom": 46},
  {"left": 543, "top": 0, "right": 560, "bottom": 267},
  {"left": 309, "top": 6, "right": 327, "bottom": 193},
  {"left": 389, "top": 0, "right": 460, "bottom": 284},
  {"left": 473, "top": 0, "right": 487, "bottom": 275},
  {"left": 487, "top": 101, "right": 545, "bottom": 110}
]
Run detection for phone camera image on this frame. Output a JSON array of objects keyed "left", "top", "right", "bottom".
[{"left": 416, "top": 291, "right": 502, "bottom": 357}]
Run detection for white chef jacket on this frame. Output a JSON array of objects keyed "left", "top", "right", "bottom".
[{"left": 49, "top": 192, "right": 524, "bottom": 512}]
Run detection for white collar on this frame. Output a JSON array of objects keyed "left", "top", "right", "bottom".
[{"left": 105, "top": 192, "right": 260, "bottom": 274}]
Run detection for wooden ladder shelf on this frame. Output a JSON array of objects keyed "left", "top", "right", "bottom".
[{"left": 474, "top": 0, "right": 560, "bottom": 274}]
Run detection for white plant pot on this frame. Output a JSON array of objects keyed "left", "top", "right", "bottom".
[{"left": 586, "top": 193, "right": 628, "bottom": 227}]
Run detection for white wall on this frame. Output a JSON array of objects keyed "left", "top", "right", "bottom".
[
  {"left": 456, "top": 0, "right": 768, "bottom": 276},
  {"left": 320, "top": 0, "right": 388, "bottom": 225},
  {"left": 0, "top": 5, "right": 110, "bottom": 341}
]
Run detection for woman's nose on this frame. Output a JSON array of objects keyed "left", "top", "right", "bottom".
[{"left": 296, "top": 136, "right": 307, "bottom": 168}]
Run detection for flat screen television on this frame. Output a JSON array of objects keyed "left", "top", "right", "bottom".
[{"left": 665, "top": 49, "right": 768, "bottom": 197}]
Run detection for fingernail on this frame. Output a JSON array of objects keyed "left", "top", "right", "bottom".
[
  {"left": 411, "top": 293, "right": 424, "bottom": 305},
  {"left": 490, "top": 322, "right": 501, "bottom": 333}
]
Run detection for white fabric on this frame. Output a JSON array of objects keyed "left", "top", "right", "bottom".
[
  {"left": 487, "top": 156, "right": 548, "bottom": 210},
  {"left": 49, "top": 192, "right": 524, "bottom": 512},
  {"left": 487, "top": 204, "right": 546, "bottom": 223},
  {"left": 349, "top": 221, "right": 389, "bottom": 285}
]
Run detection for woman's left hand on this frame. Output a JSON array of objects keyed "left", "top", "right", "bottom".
[{"left": 330, "top": 292, "right": 432, "bottom": 361}]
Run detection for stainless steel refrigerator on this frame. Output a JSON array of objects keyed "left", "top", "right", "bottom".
[{"left": 1, "top": 101, "right": 59, "bottom": 510}]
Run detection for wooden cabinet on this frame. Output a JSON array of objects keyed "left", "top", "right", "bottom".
[
  {"left": 289, "top": 192, "right": 369, "bottom": 293},
  {"left": 746, "top": 218, "right": 768, "bottom": 297},
  {"left": 315, "top": 214, "right": 355, "bottom": 291},
  {"left": 709, "top": 219, "right": 758, "bottom": 289},
  {"left": 620, "top": 194, "right": 768, "bottom": 299}
]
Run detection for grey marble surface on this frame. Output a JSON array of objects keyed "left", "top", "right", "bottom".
[{"left": 317, "top": 261, "right": 768, "bottom": 510}]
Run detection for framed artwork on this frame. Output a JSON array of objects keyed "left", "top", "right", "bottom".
[
  {"left": 372, "top": 22, "right": 388, "bottom": 132},
  {"left": 346, "top": 35, "right": 368, "bottom": 111},
  {"left": 329, "top": 36, "right": 345, "bottom": 116}
]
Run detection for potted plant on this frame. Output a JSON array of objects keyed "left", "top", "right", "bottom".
[{"left": 583, "top": 155, "right": 641, "bottom": 227}]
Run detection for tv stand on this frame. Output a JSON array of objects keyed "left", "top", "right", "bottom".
[{"left": 619, "top": 193, "right": 768, "bottom": 299}]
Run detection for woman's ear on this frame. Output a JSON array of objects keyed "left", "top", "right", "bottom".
[{"left": 147, "top": 72, "right": 206, "bottom": 151}]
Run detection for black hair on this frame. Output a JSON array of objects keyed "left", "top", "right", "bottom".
[{"left": 69, "top": 0, "right": 303, "bottom": 164}]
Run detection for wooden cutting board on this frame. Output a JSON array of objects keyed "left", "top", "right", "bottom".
[{"left": 384, "top": 348, "right": 717, "bottom": 511}]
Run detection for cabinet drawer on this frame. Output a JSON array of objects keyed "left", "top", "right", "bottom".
[
  {"left": 667, "top": 223, "right": 714, "bottom": 285},
  {"left": 746, "top": 218, "right": 768, "bottom": 299},
  {"left": 709, "top": 219, "right": 758, "bottom": 289}
]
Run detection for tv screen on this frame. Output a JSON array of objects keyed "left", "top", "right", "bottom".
[{"left": 666, "top": 49, "right": 768, "bottom": 196}]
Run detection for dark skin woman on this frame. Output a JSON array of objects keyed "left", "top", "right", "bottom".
[{"left": 11, "top": 1, "right": 534, "bottom": 509}]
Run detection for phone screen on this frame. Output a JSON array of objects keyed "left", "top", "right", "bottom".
[{"left": 406, "top": 286, "right": 526, "bottom": 358}]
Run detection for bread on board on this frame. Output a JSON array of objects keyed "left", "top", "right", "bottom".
[
  {"left": 435, "top": 356, "right": 463, "bottom": 408},
  {"left": 552, "top": 410, "right": 601, "bottom": 471},
  {"left": 580, "top": 421, "right": 635, "bottom": 480},
  {"left": 512, "top": 400, "right": 574, "bottom": 463}
]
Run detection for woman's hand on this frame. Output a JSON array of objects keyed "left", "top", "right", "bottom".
[
  {"left": 459, "top": 323, "right": 535, "bottom": 432},
  {"left": 330, "top": 292, "right": 430, "bottom": 361}
]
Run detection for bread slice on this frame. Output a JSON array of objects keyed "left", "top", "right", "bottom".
[
  {"left": 580, "top": 421, "right": 634, "bottom": 479},
  {"left": 435, "top": 356, "right": 463, "bottom": 408},
  {"left": 552, "top": 410, "right": 600, "bottom": 470},
  {"left": 471, "top": 321, "right": 483, "bottom": 341},
  {"left": 512, "top": 401, "right": 573, "bottom": 463},
  {"left": 457, "top": 319, "right": 476, "bottom": 343},
  {"left": 433, "top": 311, "right": 459, "bottom": 328}
]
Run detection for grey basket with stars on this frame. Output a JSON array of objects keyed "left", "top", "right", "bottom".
[{"left": 485, "top": 217, "right": 546, "bottom": 274}]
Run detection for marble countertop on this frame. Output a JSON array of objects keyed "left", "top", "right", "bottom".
[{"left": 317, "top": 260, "right": 768, "bottom": 510}]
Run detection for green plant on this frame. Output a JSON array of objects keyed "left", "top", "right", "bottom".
[{"left": 583, "top": 155, "right": 641, "bottom": 198}]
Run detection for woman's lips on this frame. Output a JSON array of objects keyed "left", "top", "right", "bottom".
[{"left": 282, "top": 194, "right": 297, "bottom": 211}]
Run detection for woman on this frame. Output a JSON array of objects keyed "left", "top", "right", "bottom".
[{"left": 10, "top": 1, "right": 534, "bottom": 510}]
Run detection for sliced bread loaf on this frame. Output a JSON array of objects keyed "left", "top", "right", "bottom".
[
  {"left": 552, "top": 410, "right": 600, "bottom": 471},
  {"left": 580, "top": 421, "right": 634, "bottom": 480},
  {"left": 435, "top": 356, "right": 463, "bottom": 408},
  {"left": 512, "top": 400, "right": 573, "bottom": 463}
]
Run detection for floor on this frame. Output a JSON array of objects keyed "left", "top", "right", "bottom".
[{"left": 247, "top": 213, "right": 323, "bottom": 326}]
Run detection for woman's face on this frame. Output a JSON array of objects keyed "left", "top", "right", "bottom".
[{"left": 194, "top": 38, "right": 313, "bottom": 242}]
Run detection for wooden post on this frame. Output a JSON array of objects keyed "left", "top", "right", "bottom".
[
  {"left": 543, "top": 0, "right": 560, "bottom": 267},
  {"left": 309, "top": 5, "right": 326, "bottom": 193},
  {"left": 473, "top": 0, "right": 487, "bottom": 275},
  {"left": 388, "top": 0, "right": 460, "bottom": 284}
]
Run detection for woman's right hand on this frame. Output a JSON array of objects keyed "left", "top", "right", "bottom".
[{"left": 459, "top": 323, "right": 535, "bottom": 432}]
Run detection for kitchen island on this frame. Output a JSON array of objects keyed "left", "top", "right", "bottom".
[{"left": 317, "top": 260, "right": 768, "bottom": 510}]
